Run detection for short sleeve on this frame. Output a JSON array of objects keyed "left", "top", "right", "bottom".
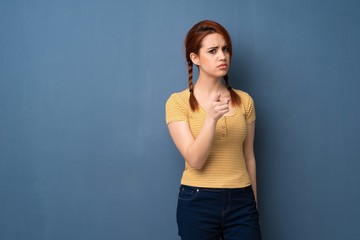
[
  {"left": 244, "top": 94, "right": 256, "bottom": 124},
  {"left": 165, "top": 94, "right": 189, "bottom": 124}
]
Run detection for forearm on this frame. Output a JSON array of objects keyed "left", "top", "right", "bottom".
[
  {"left": 185, "top": 117, "right": 217, "bottom": 169},
  {"left": 168, "top": 94, "right": 229, "bottom": 170},
  {"left": 246, "top": 157, "right": 258, "bottom": 203}
]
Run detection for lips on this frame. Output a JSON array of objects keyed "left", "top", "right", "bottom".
[{"left": 217, "top": 64, "right": 228, "bottom": 69}]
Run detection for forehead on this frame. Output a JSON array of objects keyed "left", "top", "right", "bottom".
[{"left": 201, "top": 33, "right": 227, "bottom": 47}]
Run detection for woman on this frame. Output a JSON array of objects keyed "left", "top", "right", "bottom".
[{"left": 166, "top": 20, "right": 261, "bottom": 240}]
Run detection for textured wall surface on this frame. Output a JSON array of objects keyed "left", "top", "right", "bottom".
[{"left": 1, "top": 0, "right": 359, "bottom": 239}]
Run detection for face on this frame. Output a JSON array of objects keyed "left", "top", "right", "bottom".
[{"left": 190, "top": 33, "right": 230, "bottom": 79}]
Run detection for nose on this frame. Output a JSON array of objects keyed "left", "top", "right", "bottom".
[{"left": 218, "top": 49, "right": 226, "bottom": 60}]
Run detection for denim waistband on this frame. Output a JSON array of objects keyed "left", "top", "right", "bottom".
[{"left": 180, "top": 184, "right": 252, "bottom": 192}]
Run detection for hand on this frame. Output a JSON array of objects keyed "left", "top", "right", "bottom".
[{"left": 207, "top": 93, "right": 230, "bottom": 121}]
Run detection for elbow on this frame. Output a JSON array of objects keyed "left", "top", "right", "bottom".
[
  {"left": 244, "top": 156, "right": 256, "bottom": 166},
  {"left": 243, "top": 151, "right": 256, "bottom": 163},
  {"left": 191, "top": 163, "right": 204, "bottom": 170},
  {"left": 185, "top": 156, "right": 205, "bottom": 170},
  {"left": 183, "top": 146, "right": 207, "bottom": 170}
]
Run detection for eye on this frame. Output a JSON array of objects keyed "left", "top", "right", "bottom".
[
  {"left": 208, "top": 48, "right": 216, "bottom": 54},
  {"left": 222, "top": 46, "right": 229, "bottom": 52}
]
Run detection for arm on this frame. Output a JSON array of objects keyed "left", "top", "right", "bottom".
[
  {"left": 168, "top": 118, "right": 216, "bottom": 169},
  {"left": 243, "top": 122, "right": 258, "bottom": 203},
  {"left": 167, "top": 94, "right": 229, "bottom": 170}
]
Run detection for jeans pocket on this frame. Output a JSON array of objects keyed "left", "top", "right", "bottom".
[{"left": 178, "top": 186, "right": 199, "bottom": 201}]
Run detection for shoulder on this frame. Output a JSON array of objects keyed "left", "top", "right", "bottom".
[
  {"left": 165, "top": 89, "right": 190, "bottom": 123},
  {"left": 168, "top": 89, "right": 189, "bottom": 98},
  {"left": 232, "top": 89, "right": 254, "bottom": 103},
  {"left": 166, "top": 89, "right": 190, "bottom": 106},
  {"left": 232, "top": 88, "right": 256, "bottom": 122}
]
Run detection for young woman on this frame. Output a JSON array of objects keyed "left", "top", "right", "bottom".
[{"left": 166, "top": 20, "right": 261, "bottom": 240}]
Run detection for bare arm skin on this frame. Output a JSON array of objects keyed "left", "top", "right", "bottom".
[
  {"left": 167, "top": 94, "right": 229, "bottom": 170},
  {"left": 243, "top": 122, "right": 258, "bottom": 204}
]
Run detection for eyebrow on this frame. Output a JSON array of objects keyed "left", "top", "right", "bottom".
[{"left": 207, "top": 44, "right": 228, "bottom": 50}]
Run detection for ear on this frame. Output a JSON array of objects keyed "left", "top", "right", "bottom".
[{"left": 190, "top": 53, "right": 200, "bottom": 66}]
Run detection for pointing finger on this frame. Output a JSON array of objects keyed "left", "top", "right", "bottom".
[{"left": 214, "top": 93, "right": 221, "bottom": 102}]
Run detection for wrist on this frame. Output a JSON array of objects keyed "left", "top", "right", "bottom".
[{"left": 205, "top": 115, "right": 218, "bottom": 125}]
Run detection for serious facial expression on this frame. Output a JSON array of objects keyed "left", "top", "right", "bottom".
[{"left": 191, "top": 33, "right": 230, "bottom": 79}]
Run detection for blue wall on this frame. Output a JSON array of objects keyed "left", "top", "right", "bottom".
[
  {"left": 0, "top": 0, "right": 359, "bottom": 239},
  {"left": 252, "top": 1, "right": 360, "bottom": 239}
]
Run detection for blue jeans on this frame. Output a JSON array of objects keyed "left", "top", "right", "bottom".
[{"left": 177, "top": 185, "right": 261, "bottom": 240}]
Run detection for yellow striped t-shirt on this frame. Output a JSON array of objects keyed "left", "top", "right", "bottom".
[{"left": 165, "top": 89, "right": 256, "bottom": 188}]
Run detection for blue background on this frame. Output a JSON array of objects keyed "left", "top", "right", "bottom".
[{"left": 1, "top": 0, "right": 359, "bottom": 239}]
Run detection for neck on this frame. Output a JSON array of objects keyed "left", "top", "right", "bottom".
[{"left": 194, "top": 75, "right": 225, "bottom": 94}]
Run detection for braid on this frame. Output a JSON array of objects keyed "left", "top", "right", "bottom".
[
  {"left": 224, "top": 74, "right": 232, "bottom": 90},
  {"left": 187, "top": 61, "right": 198, "bottom": 111},
  {"left": 223, "top": 74, "right": 241, "bottom": 106},
  {"left": 188, "top": 62, "right": 194, "bottom": 92}
]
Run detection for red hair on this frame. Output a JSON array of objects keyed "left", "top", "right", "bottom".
[{"left": 185, "top": 20, "right": 241, "bottom": 111}]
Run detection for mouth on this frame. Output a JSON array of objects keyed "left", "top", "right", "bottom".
[{"left": 217, "top": 64, "right": 228, "bottom": 69}]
